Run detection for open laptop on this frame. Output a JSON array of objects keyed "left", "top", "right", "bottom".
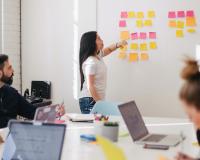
[
  {"left": 118, "top": 101, "right": 183, "bottom": 146},
  {"left": 2, "top": 120, "right": 66, "bottom": 160}
]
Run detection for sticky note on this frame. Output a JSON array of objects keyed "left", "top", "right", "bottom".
[
  {"left": 119, "top": 20, "right": 127, "bottom": 27},
  {"left": 137, "top": 12, "right": 144, "bottom": 19},
  {"left": 187, "top": 28, "right": 196, "bottom": 33},
  {"left": 130, "top": 43, "right": 138, "bottom": 50},
  {"left": 148, "top": 11, "right": 155, "bottom": 18},
  {"left": 144, "top": 20, "right": 153, "bottom": 26},
  {"left": 186, "top": 10, "right": 194, "bottom": 17},
  {"left": 120, "top": 45, "right": 127, "bottom": 51},
  {"left": 128, "top": 11, "right": 135, "bottom": 18},
  {"left": 176, "top": 30, "right": 184, "bottom": 38},
  {"left": 140, "top": 43, "right": 148, "bottom": 51},
  {"left": 177, "top": 11, "right": 185, "bottom": 18},
  {"left": 186, "top": 17, "right": 196, "bottom": 27},
  {"left": 140, "top": 32, "right": 147, "bottom": 40},
  {"left": 149, "top": 32, "right": 156, "bottom": 39},
  {"left": 168, "top": 11, "right": 176, "bottom": 18},
  {"left": 120, "top": 31, "right": 130, "bottom": 40},
  {"left": 96, "top": 136, "right": 126, "bottom": 160},
  {"left": 158, "top": 155, "right": 170, "bottom": 160},
  {"left": 169, "top": 20, "right": 176, "bottom": 28},
  {"left": 149, "top": 42, "right": 157, "bottom": 49},
  {"left": 136, "top": 20, "right": 143, "bottom": 28},
  {"left": 141, "top": 53, "right": 149, "bottom": 61},
  {"left": 121, "top": 12, "right": 128, "bottom": 18},
  {"left": 131, "top": 33, "right": 138, "bottom": 40},
  {"left": 177, "top": 21, "right": 184, "bottom": 29},
  {"left": 118, "top": 52, "right": 127, "bottom": 59},
  {"left": 129, "top": 53, "right": 139, "bottom": 62}
]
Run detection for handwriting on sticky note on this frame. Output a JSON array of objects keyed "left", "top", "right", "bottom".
[
  {"left": 131, "top": 33, "right": 138, "bottom": 40},
  {"left": 141, "top": 53, "right": 149, "bottom": 61},
  {"left": 148, "top": 11, "right": 155, "bottom": 18},
  {"left": 140, "top": 43, "right": 148, "bottom": 51},
  {"left": 176, "top": 30, "right": 184, "bottom": 38},
  {"left": 118, "top": 52, "right": 127, "bottom": 59},
  {"left": 119, "top": 20, "right": 126, "bottom": 27},
  {"left": 137, "top": 12, "right": 144, "bottom": 19},
  {"left": 140, "top": 32, "right": 147, "bottom": 40},
  {"left": 144, "top": 20, "right": 152, "bottom": 26},
  {"left": 120, "top": 31, "right": 130, "bottom": 40},
  {"left": 128, "top": 11, "right": 135, "bottom": 18},
  {"left": 129, "top": 53, "right": 138, "bottom": 62},
  {"left": 186, "top": 10, "right": 194, "bottom": 17},
  {"left": 149, "top": 32, "right": 156, "bottom": 39},
  {"left": 169, "top": 20, "right": 176, "bottom": 28},
  {"left": 186, "top": 17, "right": 196, "bottom": 27},
  {"left": 177, "top": 11, "right": 185, "bottom": 18},
  {"left": 168, "top": 11, "right": 176, "bottom": 18},
  {"left": 187, "top": 28, "right": 196, "bottom": 33},
  {"left": 150, "top": 42, "right": 157, "bottom": 49},
  {"left": 177, "top": 21, "right": 184, "bottom": 29},
  {"left": 130, "top": 43, "right": 138, "bottom": 50},
  {"left": 136, "top": 20, "right": 143, "bottom": 28}
]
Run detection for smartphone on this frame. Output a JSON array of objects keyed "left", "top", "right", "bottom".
[{"left": 143, "top": 144, "right": 169, "bottom": 150}]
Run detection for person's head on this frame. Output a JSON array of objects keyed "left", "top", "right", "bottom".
[
  {"left": 0, "top": 54, "right": 14, "bottom": 85},
  {"left": 79, "top": 31, "right": 104, "bottom": 90},
  {"left": 180, "top": 58, "right": 200, "bottom": 128}
]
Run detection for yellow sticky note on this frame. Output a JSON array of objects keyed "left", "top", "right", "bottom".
[
  {"left": 187, "top": 28, "right": 196, "bottom": 33},
  {"left": 128, "top": 11, "right": 135, "bottom": 18},
  {"left": 169, "top": 20, "right": 176, "bottom": 28},
  {"left": 148, "top": 11, "right": 155, "bottom": 18},
  {"left": 137, "top": 12, "right": 144, "bottom": 19},
  {"left": 120, "top": 31, "right": 130, "bottom": 40},
  {"left": 158, "top": 155, "right": 169, "bottom": 160},
  {"left": 149, "top": 42, "right": 157, "bottom": 49},
  {"left": 136, "top": 20, "right": 143, "bottom": 28},
  {"left": 120, "top": 45, "right": 127, "bottom": 51},
  {"left": 130, "top": 43, "right": 138, "bottom": 50},
  {"left": 118, "top": 52, "right": 127, "bottom": 59},
  {"left": 96, "top": 136, "right": 127, "bottom": 160},
  {"left": 144, "top": 20, "right": 152, "bottom": 26},
  {"left": 177, "top": 21, "right": 184, "bottom": 29},
  {"left": 140, "top": 43, "right": 148, "bottom": 51},
  {"left": 186, "top": 17, "right": 196, "bottom": 27},
  {"left": 129, "top": 53, "right": 138, "bottom": 62},
  {"left": 141, "top": 53, "right": 149, "bottom": 61},
  {"left": 176, "top": 30, "right": 184, "bottom": 38}
]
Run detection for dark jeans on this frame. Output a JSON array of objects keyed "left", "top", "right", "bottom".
[{"left": 79, "top": 97, "right": 96, "bottom": 114}]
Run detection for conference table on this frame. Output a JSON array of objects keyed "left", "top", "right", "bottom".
[{"left": 0, "top": 114, "right": 199, "bottom": 160}]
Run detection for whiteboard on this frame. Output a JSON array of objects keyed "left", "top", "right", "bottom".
[{"left": 97, "top": 0, "right": 200, "bottom": 117}]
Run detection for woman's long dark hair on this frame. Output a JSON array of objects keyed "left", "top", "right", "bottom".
[{"left": 79, "top": 31, "right": 97, "bottom": 91}]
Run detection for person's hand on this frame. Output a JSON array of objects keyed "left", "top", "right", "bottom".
[
  {"left": 175, "top": 152, "right": 196, "bottom": 160},
  {"left": 56, "top": 104, "right": 65, "bottom": 117},
  {"left": 117, "top": 40, "right": 128, "bottom": 48}
]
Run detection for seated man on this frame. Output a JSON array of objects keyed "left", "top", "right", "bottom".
[{"left": 0, "top": 54, "right": 64, "bottom": 128}]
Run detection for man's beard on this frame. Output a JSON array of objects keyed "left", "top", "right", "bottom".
[{"left": 1, "top": 73, "right": 13, "bottom": 85}]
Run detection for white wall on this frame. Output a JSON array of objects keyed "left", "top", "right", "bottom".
[{"left": 21, "top": 0, "right": 97, "bottom": 112}]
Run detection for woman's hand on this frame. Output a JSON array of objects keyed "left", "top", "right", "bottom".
[
  {"left": 117, "top": 40, "right": 128, "bottom": 48},
  {"left": 175, "top": 152, "right": 196, "bottom": 160},
  {"left": 56, "top": 104, "right": 65, "bottom": 117}
]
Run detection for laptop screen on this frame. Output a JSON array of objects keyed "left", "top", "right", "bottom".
[
  {"left": 118, "top": 101, "right": 149, "bottom": 141},
  {"left": 2, "top": 121, "right": 66, "bottom": 160}
]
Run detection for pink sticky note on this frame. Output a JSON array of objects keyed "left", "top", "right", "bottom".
[
  {"left": 140, "top": 32, "right": 147, "bottom": 40},
  {"left": 168, "top": 11, "right": 176, "bottom": 18},
  {"left": 121, "top": 11, "right": 128, "bottom": 18},
  {"left": 186, "top": 10, "right": 194, "bottom": 17},
  {"left": 177, "top": 11, "right": 185, "bottom": 18},
  {"left": 131, "top": 33, "right": 138, "bottom": 40},
  {"left": 149, "top": 32, "right": 156, "bottom": 39},
  {"left": 119, "top": 20, "right": 126, "bottom": 27}
]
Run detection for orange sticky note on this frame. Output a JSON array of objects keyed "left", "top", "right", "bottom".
[
  {"left": 186, "top": 17, "right": 196, "bottom": 27},
  {"left": 169, "top": 20, "right": 176, "bottom": 28},
  {"left": 118, "top": 52, "right": 127, "bottom": 59},
  {"left": 140, "top": 43, "right": 148, "bottom": 51},
  {"left": 137, "top": 12, "right": 144, "bottom": 19},
  {"left": 177, "top": 21, "right": 184, "bottom": 29},
  {"left": 150, "top": 42, "right": 157, "bottom": 49},
  {"left": 120, "top": 31, "right": 130, "bottom": 40},
  {"left": 136, "top": 20, "right": 143, "bottom": 28},
  {"left": 120, "top": 45, "right": 127, "bottom": 51},
  {"left": 176, "top": 30, "right": 184, "bottom": 38},
  {"left": 130, "top": 43, "right": 138, "bottom": 50},
  {"left": 129, "top": 53, "right": 138, "bottom": 62},
  {"left": 187, "top": 28, "right": 196, "bottom": 33},
  {"left": 141, "top": 53, "right": 149, "bottom": 61},
  {"left": 144, "top": 20, "right": 152, "bottom": 26},
  {"left": 128, "top": 11, "right": 135, "bottom": 18},
  {"left": 148, "top": 11, "right": 155, "bottom": 18}
]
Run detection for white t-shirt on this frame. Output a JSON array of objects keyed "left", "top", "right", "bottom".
[{"left": 80, "top": 51, "right": 107, "bottom": 100}]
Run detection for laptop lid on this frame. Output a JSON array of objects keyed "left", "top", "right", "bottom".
[
  {"left": 2, "top": 120, "right": 66, "bottom": 160},
  {"left": 118, "top": 101, "right": 149, "bottom": 141},
  {"left": 34, "top": 104, "right": 59, "bottom": 122}
]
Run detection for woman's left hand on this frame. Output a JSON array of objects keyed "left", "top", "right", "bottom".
[
  {"left": 117, "top": 40, "right": 128, "bottom": 48},
  {"left": 57, "top": 104, "right": 65, "bottom": 117},
  {"left": 175, "top": 152, "right": 196, "bottom": 160}
]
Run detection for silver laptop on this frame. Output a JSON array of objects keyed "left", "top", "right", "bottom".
[
  {"left": 118, "top": 101, "right": 183, "bottom": 146},
  {"left": 34, "top": 104, "right": 59, "bottom": 122},
  {"left": 2, "top": 120, "right": 66, "bottom": 160}
]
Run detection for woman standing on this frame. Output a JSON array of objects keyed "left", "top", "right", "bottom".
[{"left": 79, "top": 31, "right": 127, "bottom": 114}]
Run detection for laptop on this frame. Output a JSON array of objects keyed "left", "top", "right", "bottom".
[
  {"left": 2, "top": 120, "right": 66, "bottom": 160},
  {"left": 34, "top": 104, "right": 59, "bottom": 122},
  {"left": 118, "top": 101, "right": 183, "bottom": 146}
]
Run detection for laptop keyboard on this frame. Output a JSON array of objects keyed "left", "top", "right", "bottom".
[{"left": 143, "top": 134, "right": 167, "bottom": 142}]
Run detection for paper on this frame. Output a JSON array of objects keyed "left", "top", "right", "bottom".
[
  {"left": 118, "top": 52, "right": 127, "bottom": 59},
  {"left": 144, "top": 20, "right": 153, "bottom": 26},
  {"left": 141, "top": 53, "right": 149, "bottom": 61},
  {"left": 169, "top": 20, "right": 176, "bottom": 28},
  {"left": 96, "top": 136, "right": 127, "bottom": 160},
  {"left": 120, "top": 45, "right": 127, "bottom": 51},
  {"left": 186, "top": 10, "right": 194, "bottom": 17},
  {"left": 148, "top": 11, "right": 155, "bottom": 18},
  {"left": 186, "top": 17, "right": 196, "bottom": 27},
  {"left": 149, "top": 32, "right": 156, "bottom": 39},
  {"left": 128, "top": 11, "right": 135, "bottom": 18},
  {"left": 131, "top": 33, "right": 138, "bottom": 40},
  {"left": 140, "top": 43, "right": 148, "bottom": 51},
  {"left": 136, "top": 20, "right": 143, "bottom": 28},
  {"left": 120, "top": 31, "right": 130, "bottom": 40},
  {"left": 119, "top": 20, "right": 127, "bottom": 27},
  {"left": 137, "top": 12, "right": 144, "bottom": 19},
  {"left": 150, "top": 42, "right": 157, "bottom": 49},
  {"left": 177, "top": 11, "right": 185, "bottom": 18},
  {"left": 121, "top": 12, "right": 128, "bottom": 18},
  {"left": 168, "top": 11, "right": 176, "bottom": 18},
  {"left": 140, "top": 32, "right": 147, "bottom": 40},
  {"left": 176, "top": 30, "right": 184, "bottom": 38},
  {"left": 177, "top": 21, "right": 184, "bottom": 29},
  {"left": 129, "top": 53, "right": 139, "bottom": 62},
  {"left": 187, "top": 28, "right": 196, "bottom": 33},
  {"left": 130, "top": 43, "right": 138, "bottom": 50}
]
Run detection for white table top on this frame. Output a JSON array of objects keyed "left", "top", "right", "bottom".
[{"left": 0, "top": 114, "right": 199, "bottom": 160}]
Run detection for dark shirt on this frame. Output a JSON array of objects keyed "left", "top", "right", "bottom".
[
  {"left": 197, "top": 129, "right": 200, "bottom": 145},
  {"left": 0, "top": 84, "right": 37, "bottom": 128}
]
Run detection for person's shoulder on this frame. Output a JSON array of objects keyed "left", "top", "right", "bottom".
[
  {"left": 3, "top": 85, "right": 19, "bottom": 95},
  {"left": 84, "top": 56, "right": 98, "bottom": 64}
]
